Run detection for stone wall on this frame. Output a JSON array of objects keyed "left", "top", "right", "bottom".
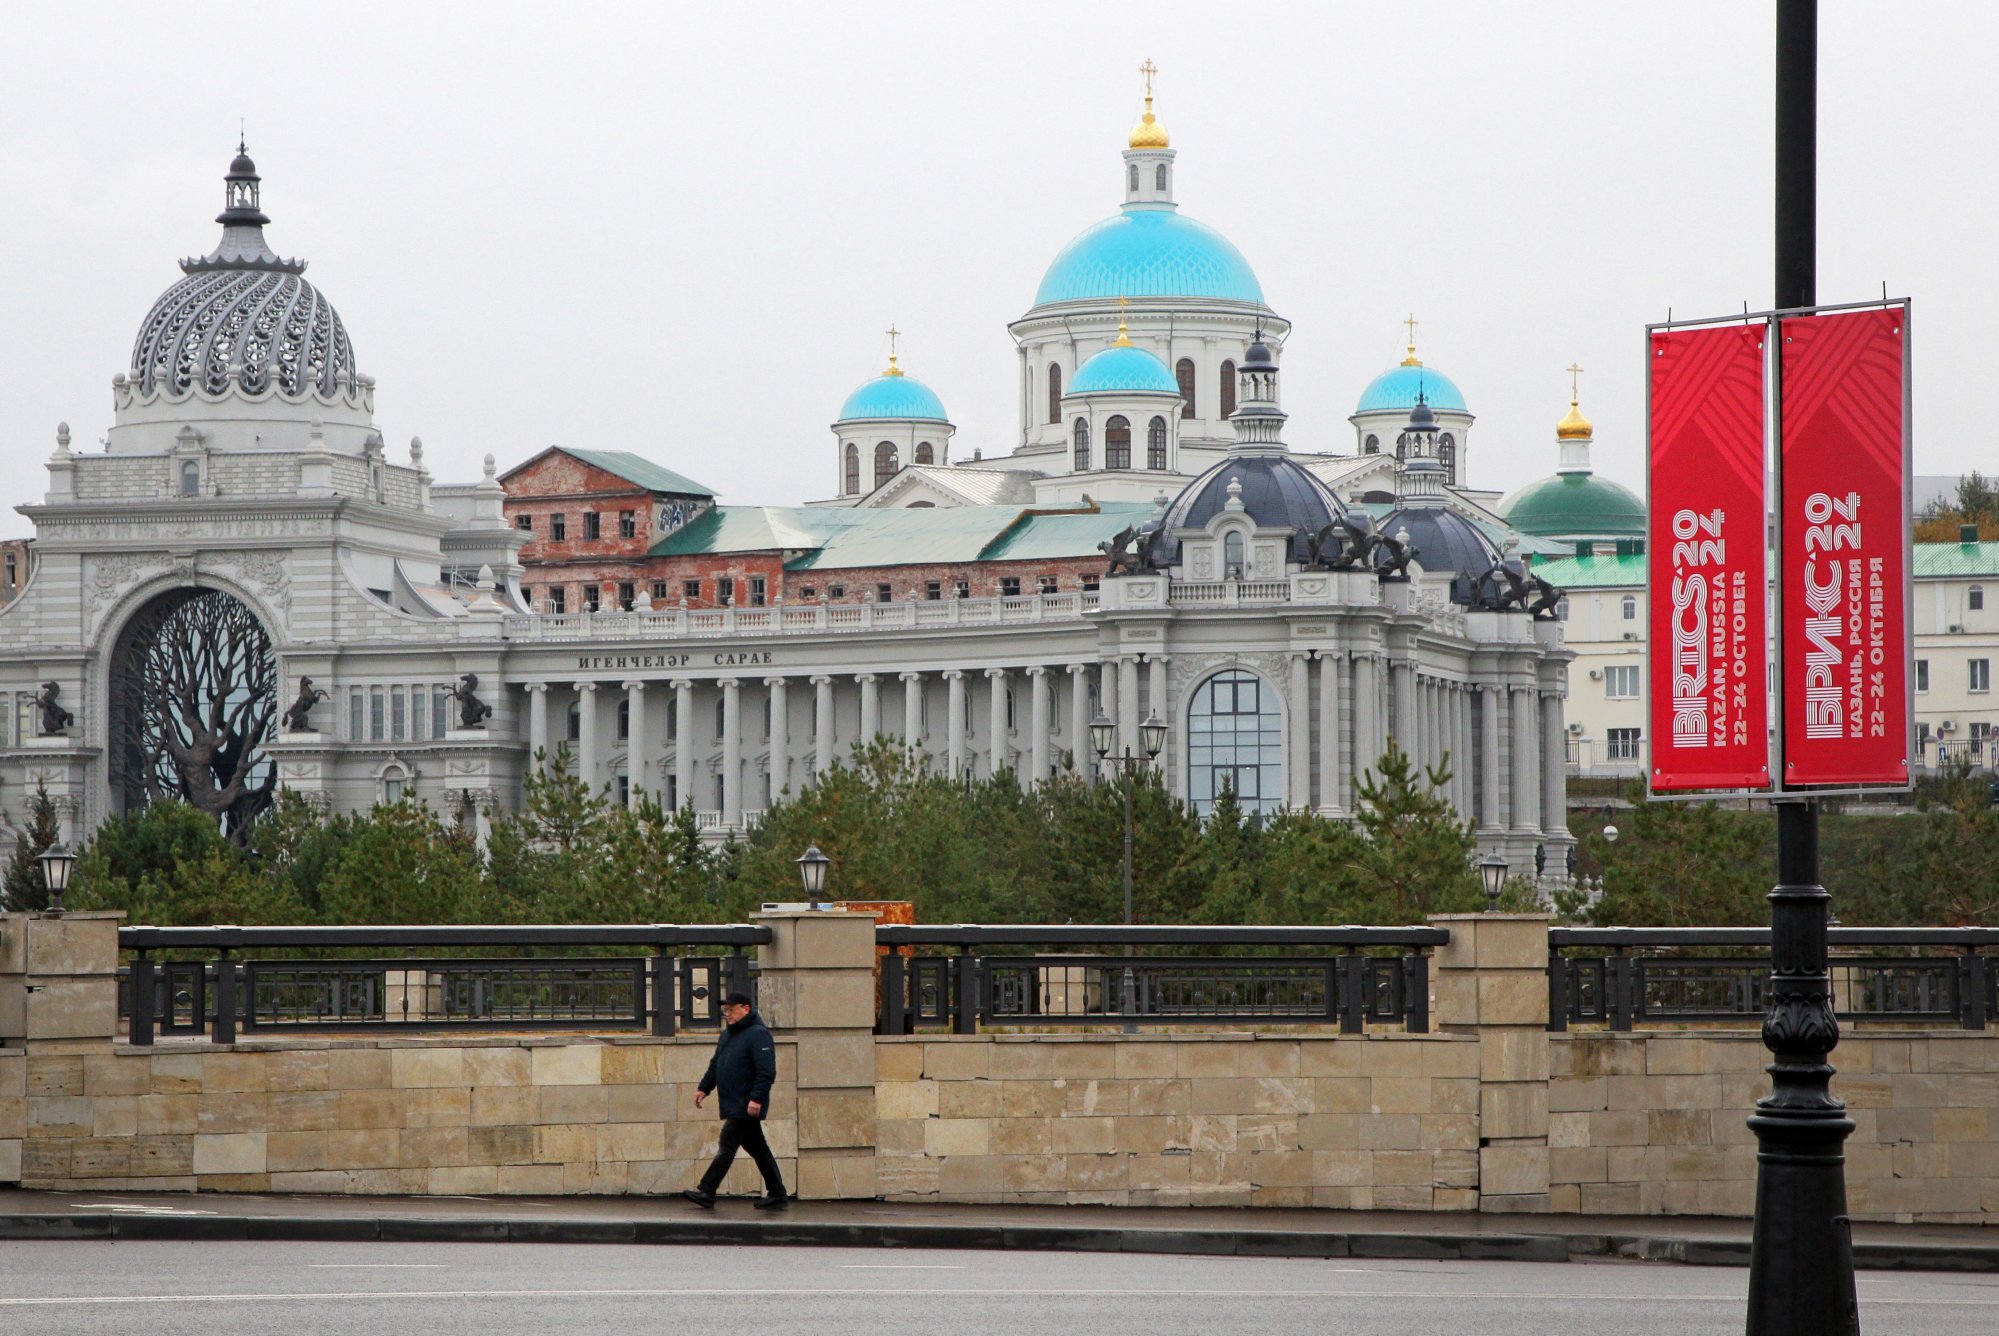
[
  {"left": 1550, "top": 1031, "right": 1999, "bottom": 1223},
  {"left": 874, "top": 1034, "right": 1480, "bottom": 1209}
]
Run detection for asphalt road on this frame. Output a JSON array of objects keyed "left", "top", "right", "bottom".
[{"left": 2, "top": 1240, "right": 1996, "bottom": 1335}]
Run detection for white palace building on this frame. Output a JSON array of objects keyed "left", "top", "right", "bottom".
[{"left": 0, "top": 79, "right": 1577, "bottom": 877}]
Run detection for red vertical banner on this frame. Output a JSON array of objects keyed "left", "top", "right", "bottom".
[
  {"left": 1647, "top": 324, "right": 1770, "bottom": 791},
  {"left": 1778, "top": 308, "right": 1910, "bottom": 785}
]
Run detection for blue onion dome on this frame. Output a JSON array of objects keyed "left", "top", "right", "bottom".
[
  {"left": 1149, "top": 455, "right": 1345, "bottom": 567},
  {"left": 131, "top": 145, "right": 355, "bottom": 398},
  {"left": 1355, "top": 362, "right": 1467, "bottom": 414},
  {"left": 836, "top": 362, "right": 949, "bottom": 422},
  {"left": 1035, "top": 210, "right": 1264, "bottom": 306},
  {"left": 1375, "top": 504, "right": 1504, "bottom": 603},
  {"left": 1069, "top": 343, "right": 1177, "bottom": 394}
]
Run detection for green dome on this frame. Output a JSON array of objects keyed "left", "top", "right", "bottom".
[{"left": 1496, "top": 472, "right": 1645, "bottom": 542}]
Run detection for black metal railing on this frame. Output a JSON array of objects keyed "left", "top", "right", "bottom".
[
  {"left": 115, "top": 924, "right": 767, "bottom": 1046},
  {"left": 875, "top": 924, "right": 1448, "bottom": 1034},
  {"left": 1548, "top": 927, "right": 1999, "bottom": 1031}
]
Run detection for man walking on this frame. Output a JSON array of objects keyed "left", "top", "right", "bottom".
[{"left": 681, "top": 991, "right": 789, "bottom": 1210}]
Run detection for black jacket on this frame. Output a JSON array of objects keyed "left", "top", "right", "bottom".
[{"left": 699, "top": 1009, "right": 777, "bottom": 1119}]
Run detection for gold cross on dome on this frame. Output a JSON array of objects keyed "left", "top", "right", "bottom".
[
  {"left": 1140, "top": 59, "right": 1157, "bottom": 100},
  {"left": 1403, "top": 312, "right": 1419, "bottom": 347},
  {"left": 885, "top": 324, "right": 900, "bottom": 359},
  {"left": 1567, "top": 361, "right": 1584, "bottom": 400}
]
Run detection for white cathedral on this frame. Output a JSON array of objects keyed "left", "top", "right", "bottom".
[{"left": 0, "top": 76, "right": 1575, "bottom": 877}]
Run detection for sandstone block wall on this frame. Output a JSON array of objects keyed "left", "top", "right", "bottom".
[
  {"left": 0, "top": 1035, "right": 793, "bottom": 1197},
  {"left": 1550, "top": 1032, "right": 1999, "bottom": 1222},
  {"left": 873, "top": 1034, "right": 1482, "bottom": 1209}
]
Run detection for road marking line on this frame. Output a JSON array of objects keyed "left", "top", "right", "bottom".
[
  {"left": 838, "top": 1265, "right": 968, "bottom": 1270},
  {"left": 308, "top": 1265, "right": 451, "bottom": 1270}
]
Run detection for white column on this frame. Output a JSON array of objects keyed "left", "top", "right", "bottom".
[
  {"left": 1098, "top": 660, "right": 1118, "bottom": 763},
  {"left": 766, "top": 675, "right": 789, "bottom": 802},
  {"left": 1068, "top": 663, "right": 1092, "bottom": 779},
  {"left": 1117, "top": 656, "right": 1140, "bottom": 758},
  {"left": 1353, "top": 654, "right": 1381, "bottom": 784},
  {"left": 623, "top": 680, "right": 647, "bottom": 804},
  {"left": 985, "top": 667, "right": 1009, "bottom": 777},
  {"left": 857, "top": 673, "right": 880, "bottom": 743},
  {"left": 1029, "top": 666, "right": 1051, "bottom": 782},
  {"left": 1288, "top": 651, "right": 1312, "bottom": 810},
  {"left": 945, "top": 670, "right": 967, "bottom": 777},
  {"left": 1511, "top": 683, "right": 1540, "bottom": 836},
  {"left": 1318, "top": 653, "right": 1344, "bottom": 817},
  {"left": 1541, "top": 688, "right": 1567, "bottom": 843},
  {"left": 526, "top": 684, "right": 549, "bottom": 773},
  {"left": 673, "top": 679, "right": 695, "bottom": 811},
  {"left": 721, "top": 677, "right": 742, "bottom": 827},
  {"left": 1146, "top": 655, "right": 1169, "bottom": 776},
  {"left": 1479, "top": 683, "right": 1503, "bottom": 833},
  {"left": 900, "top": 671, "right": 924, "bottom": 757},
  {"left": 575, "top": 683, "right": 599, "bottom": 796},
  {"left": 1391, "top": 661, "right": 1416, "bottom": 755},
  {"left": 811, "top": 675, "right": 835, "bottom": 778}
]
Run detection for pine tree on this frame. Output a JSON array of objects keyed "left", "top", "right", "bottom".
[{"left": 2, "top": 780, "right": 63, "bottom": 912}]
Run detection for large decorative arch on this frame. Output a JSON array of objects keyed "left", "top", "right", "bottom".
[
  {"left": 108, "top": 584, "right": 279, "bottom": 838},
  {"left": 1185, "top": 667, "right": 1283, "bottom": 818}
]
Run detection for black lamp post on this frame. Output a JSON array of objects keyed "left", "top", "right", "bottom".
[
  {"left": 1477, "top": 855, "right": 1507, "bottom": 914},
  {"left": 795, "top": 845, "right": 830, "bottom": 901},
  {"left": 37, "top": 843, "right": 74, "bottom": 918},
  {"left": 1093, "top": 709, "right": 1166, "bottom": 1028}
]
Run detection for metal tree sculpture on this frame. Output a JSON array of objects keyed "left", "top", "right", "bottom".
[{"left": 111, "top": 587, "right": 278, "bottom": 838}]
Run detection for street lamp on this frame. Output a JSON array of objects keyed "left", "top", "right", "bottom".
[
  {"left": 1477, "top": 855, "right": 1508, "bottom": 914},
  {"left": 1602, "top": 824, "right": 1619, "bottom": 845},
  {"left": 37, "top": 843, "right": 75, "bottom": 918},
  {"left": 795, "top": 844, "right": 831, "bottom": 900},
  {"left": 1093, "top": 709, "right": 1167, "bottom": 1029}
]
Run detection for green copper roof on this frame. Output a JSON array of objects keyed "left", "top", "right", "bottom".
[
  {"left": 648, "top": 501, "right": 1153, "bottom": 569},
  {"left": 564, "top": 449, "right": 717, "bottom": 498},
  {"left": 1914, "top": 541, "right": 1999, "bottom": 577},
  {"left": 1536, "top": 543, "right": 1999, "bottom": 591},
  {"left": 650, "top": 506, "right": 866, "bottom": 557},
  {"left": 1496, "top": 472, "right": 1645, "bottom": 540}
]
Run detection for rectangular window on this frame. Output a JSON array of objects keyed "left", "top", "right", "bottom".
[
  {"left": 664, "top": 774, "right": 678, "bottom": 811},
  {"left": 877, "top": 583, "right": 893, "bottom": 603},
  {"left": 617, "top": 581, "right": 635, "bottom": 611},
  {"left": 925, "top": 580, "right": 942, "bottom": 601},
  {"left": 1607, "top": 727, "right": 1642, "bottom": 761},
  {"left": 1000, "top": 577, "right": 1021, "bottom": 597},
  {"left": 391, "top": 686, "right": 406, "bottom": 741},
  {"left": 800, "top": 585, "right": 816, "bottom": 600},
  {"left": 749, "top": 576, "right": 767, "bottom": 607},
  {"left": 651, "top": 581, "right": 669, "bottom": 603},
  {"left": 584, "top": 585, "right": 601, "bottom": 612},
  {"left": 828, "top": 584, "right": 846, "bottom": 600},
  {"left": 515, "top": 513, "right": 533, "bottom": 532},
  {"left": 1037, "top": 575, "right": 1057, "bottom": 595},
  {"left": 618, "top": 510, "right": 637, "bottom": 538},
  {"left": 1604, "top": 665, "right": 1640, "bottom": 699},
  {"left": 616, "top": 776, "right": 630, "bottom": 806},
  {"left": 5, "top": 554, "right": 17, "bottom": 585},
  {"left": 1973, "top": 659, "right": 1991, "bottom": 693},
  {"left": 550, "top": 513, "right": 567, "bottom": 541},
  {"left": 718, "top": 577, "right": 735, "bottom": 606},
  {"left": 520, "top": 584, "right": 533, "bottom": 608},
  {"left": 1082, "top": 575, "right": 1099, "bottom": 592},
  {"left": 370, "top": 687, "right": 385, "bottom": 742},
  {"left": 433, "top": 685, "right": 450, "bottom": 737},
  {"left": 550, "top": 586, "right": 567, "bottom": 614},
  {"left": 350, "top": 689, "right": 364, "bottom": 740},
  {"left": 1916, "top": 659, "right": 1929, "bottom": 693},
  {"left": 684, "top": 580, "right": 701, "bottom": 602},
  {"left": 411, "top": 686, "right": 427, "bottom": 742},
  {"left": 954, "top": 580, "right": 969, "bottom": 599},
  {"left": 583, "top": 512, "right": 602, "bottom": 540}
]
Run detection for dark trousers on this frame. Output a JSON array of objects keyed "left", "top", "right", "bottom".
[{"left": 698, "top": 1115, "right": 786, "bottom": 1198}]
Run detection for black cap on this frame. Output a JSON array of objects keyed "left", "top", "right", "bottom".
[{"left": 723, "top": 992, "right": 754, "bottom": 1008}]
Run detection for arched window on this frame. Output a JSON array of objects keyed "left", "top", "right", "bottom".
[
  {"left": 1073, "top": 418, "right": 1091, "bottom": 471},
  {"left": 1128, "top": 163, "right": 1139, "bottom": 193},
  {"left": 1439, "top": 433, "right": 1456, "bottom": 483},
  {"left": 1621, "top": 595, "right": 1637, "bottom": 621},
  {"left": 873, "top": 441, "right": 899, "bottom": 489},
  {"left": 1364, "top": 434, "right": 1380, "bottom": 455},
  {"left": 1973, "top": 585, "right": 1987, "bottom": 611},
  {"left": 566, "top": 701, "right": 581, "bottom": 742},
  {"left": 1223, "top": 530, "right": 1246, "bottom": 577},
  {"left": 1147, "top": 416, "right": 1168, "bottom": 469},
  {"left": 843, "top": 442, "right": 859, "bottom": 495},
  {"left": 1187, "top": 669, "right": 1282, "bottom": 817},
  {"left": 915, "top": 441, "right": 934, "bottom": 465},
  {"left": 179, "top": 460, "right": 200, "bottom": 497},
  {"left": 1105, "top": 415, "right": 1131, "bottom": 469},
  {"left": 1175, "top": 358, "right": 1197, "bottom": 418},
  {"left": 1155, "top": 163, "right": 1168, "bottom": 191},
  {"left": 1219, "top": 360, "right": 1237, "bottom": 419},
  {"left": 1047, "top": 363, "right": 1062, "bottom": 424}
]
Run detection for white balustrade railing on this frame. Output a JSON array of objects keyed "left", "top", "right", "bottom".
[
  {"left": 1167, "top": 580, "right": 1293, "bottom": 608},
  {"left": 503, "top": 592, "right": 1106, "bottom": 642}
]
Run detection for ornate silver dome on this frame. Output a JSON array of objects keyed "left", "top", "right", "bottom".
[{"left": 128, "top": 147, "right": 355, "bottom": 398}]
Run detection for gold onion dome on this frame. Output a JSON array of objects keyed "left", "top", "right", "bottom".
[
  {"left": 1557, "top": 397, "right": 1593, "bottom": 440},
  {"left": 1129, "top": 58, "right": 1169, "bottom": 148}
]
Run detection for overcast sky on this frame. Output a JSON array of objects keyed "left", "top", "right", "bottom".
[{"left": 2, "top": 2, "right": 1989, "bottom": 535}]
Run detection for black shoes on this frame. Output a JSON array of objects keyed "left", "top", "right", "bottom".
[
  {"left": 753, "top": 1193, "right": 791, "bottom": 1211},
  {"left": 680, "top": 1188, "right": 717, "bottom": 1208}
]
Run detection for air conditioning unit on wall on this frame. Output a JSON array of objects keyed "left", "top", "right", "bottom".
[{"left": 1588, "top": 668, "right": 1603, "bottom": 680}]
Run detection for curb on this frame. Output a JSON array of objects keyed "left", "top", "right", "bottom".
[{"left": 1, "top": 1211, "right": 1992, "bottom": 1270}]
